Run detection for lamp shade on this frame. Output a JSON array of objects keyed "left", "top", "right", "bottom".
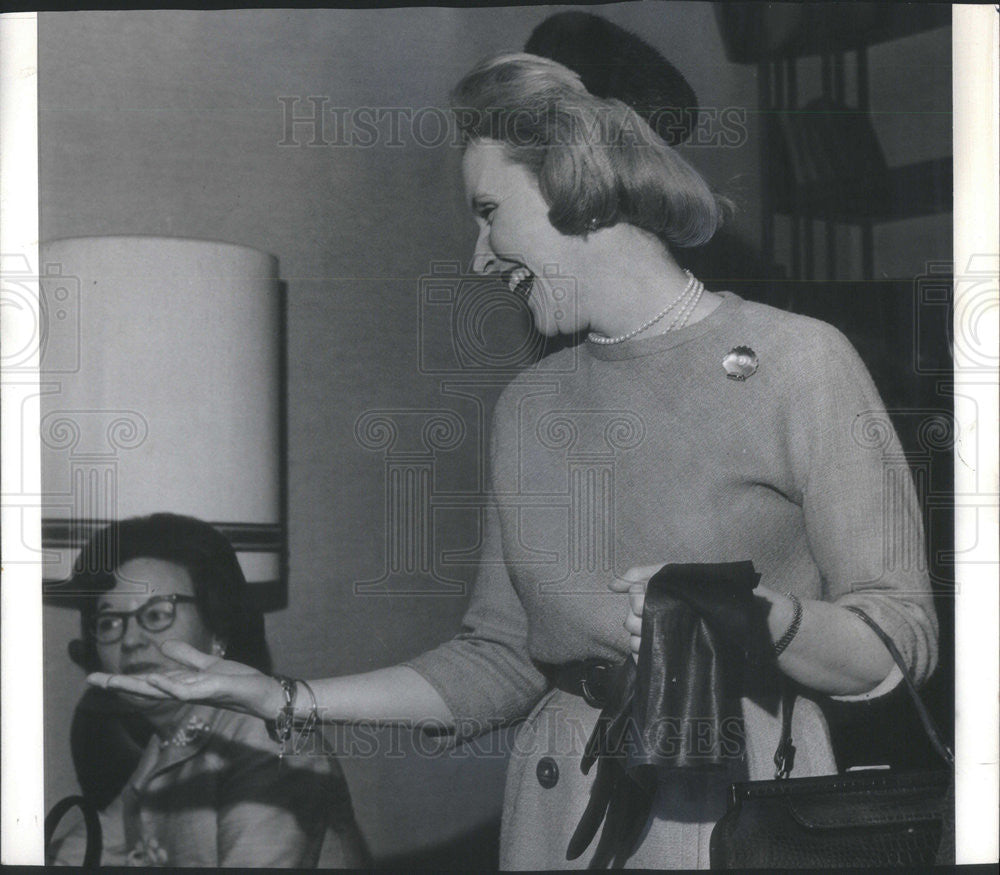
[{"left": 39, "top": 236, "right": 284, "bottom": 596}]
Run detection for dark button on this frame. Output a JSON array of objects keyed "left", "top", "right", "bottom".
[{"left": 536, "top": 756, "right": 559, "bottom": 789}]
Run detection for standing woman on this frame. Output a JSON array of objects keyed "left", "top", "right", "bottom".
[{"left": 91, "top": 55, "right": 938, "bottom": 869}]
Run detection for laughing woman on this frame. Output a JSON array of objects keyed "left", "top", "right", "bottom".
[{"left": 90, "top": 55, "right": 938, "bottom": 869}]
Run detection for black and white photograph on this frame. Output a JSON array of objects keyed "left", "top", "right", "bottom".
[{"left": 1, "top": 1, "right": 997, "bottom": 869}]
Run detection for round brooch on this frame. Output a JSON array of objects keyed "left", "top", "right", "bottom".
[{"left": 723, "top": 346, "right": 759, "bottom": 381}]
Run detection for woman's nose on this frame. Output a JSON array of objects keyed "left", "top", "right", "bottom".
[
  {"left": 120, "top": 617, "right": 150, "bottom": 651},
  {"left": 472, "top": 225, "right": 498, "bottom": 275}
]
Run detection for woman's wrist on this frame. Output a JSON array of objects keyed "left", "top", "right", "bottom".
[
  {"left": 261, "top": 675, "right": 290, "bottom": 721},
  {"left": 266, "top": 676, "right": 321, "bottom": 755}
]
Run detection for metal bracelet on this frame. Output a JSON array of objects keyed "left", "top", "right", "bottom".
[
  {"left": 292, "top": 679, "right": 319, "bottom": 754},
  {"left": 272, "top": 674, "right": 298, "bottom": 756},
  {"left": 773, "top": 592, "right": 803, "bottom": 658}
]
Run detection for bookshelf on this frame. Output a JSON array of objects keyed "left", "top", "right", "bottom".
[{"left": 715, "top": 3, "right": 952, "bottom": 281}]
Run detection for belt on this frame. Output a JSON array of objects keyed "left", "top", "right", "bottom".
[{"left": 547, "top": 659, "right": 616, "bottom": 708}]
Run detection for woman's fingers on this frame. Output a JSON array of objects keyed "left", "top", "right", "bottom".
[
  {"left": 86, "top": 672, "right": 170, "bottom": 699},
  {"left": 149, "top": 671, "right": 276, "bottom": 718},
  {"left": 144, "top": 671, "right": 215, "bottom": 700},
  {"left": 611, "top": 566, "right": 656, "bottom": 658},
  {"left": 158, "top": 639, "right": 219, "bottom": 669},
  {"left": 93, "top": 654, "right": 274, "bottom": 717},
  {"left": 628, "top": 582, "right": 646, "bottom": 617},
  {"left": 608, "top": 564, "right": 661, "bottom": 593},
  {"left": 159, "top": 641, "right": 260, "bottom": 677}
]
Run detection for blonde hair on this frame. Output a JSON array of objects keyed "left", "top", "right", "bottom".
[{"left": 452, "top": 53, "right": 726, "bottom": 248}]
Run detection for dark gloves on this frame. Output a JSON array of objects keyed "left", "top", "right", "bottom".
[
  {"left": 631, "top": 561, "right": 771, "bottom": 771},
  {"left": 567, "top": 561, "right": 772, "bottom": 867},
  {"left": 644, "top": 561, "right": 771, "bottom": 667},
  {"left": 566, "top": 658, "right": 655, "bottom": 868}
]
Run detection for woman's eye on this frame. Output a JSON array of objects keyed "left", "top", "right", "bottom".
[{"left": 144, "top": 608, "right": 172, "bottom": 624}]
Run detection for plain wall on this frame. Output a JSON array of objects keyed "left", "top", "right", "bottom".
[{"left": 38, "top": 3, "right": 951, "bottom": 864}]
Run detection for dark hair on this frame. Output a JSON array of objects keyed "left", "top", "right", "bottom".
[
  {"left": 69, "top": 513, "right": 271, "bottom": 674},
  {"left": 451, "top": 53, "right": 728, "bottom": 247}
]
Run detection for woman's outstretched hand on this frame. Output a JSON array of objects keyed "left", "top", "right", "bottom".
[{"left": 87, "top": 641, "right": 282, "bottom": 720}]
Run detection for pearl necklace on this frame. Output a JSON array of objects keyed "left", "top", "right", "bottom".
[
  {"left": 662, "top": 275, "right": 704, "bottom": 333},
  {"left": 587, "top": 271, "right": 703, "bottom": 345}
]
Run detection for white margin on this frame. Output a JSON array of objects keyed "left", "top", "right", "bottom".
[
  {"left": 953, "top": 3, "right": 1000, "bottom": 865},
  {"left": 0, "top": 10, "right": 44, "bottom": 865}
]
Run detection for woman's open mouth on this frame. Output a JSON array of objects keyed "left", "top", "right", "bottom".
[{"left": 504, "top": 266, "right": 534, "bottom": 300}]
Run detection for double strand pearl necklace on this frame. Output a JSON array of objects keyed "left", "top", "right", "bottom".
[{"left": 587, "top": 270, "right": 704, "bottom": 345}]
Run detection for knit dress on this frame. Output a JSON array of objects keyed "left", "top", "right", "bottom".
[{"left": 404, "top": 292, "right": 938, "bottom": 869}]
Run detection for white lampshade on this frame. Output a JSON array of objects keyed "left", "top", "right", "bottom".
[{"left": 39, "top": 236, "right": 283, "bottom": 592}]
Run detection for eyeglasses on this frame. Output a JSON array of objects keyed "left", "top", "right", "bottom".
[{"left": 92, "top": 594, "right": 198, "bottom": 644}]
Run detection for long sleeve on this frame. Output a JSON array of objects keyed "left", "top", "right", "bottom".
[{"left": 785, "top": 322, "right": 938, "bottom": 692}]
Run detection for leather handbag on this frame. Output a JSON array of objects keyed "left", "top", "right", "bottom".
[{"left": 710, "top": 606, "right": 954, "bottom": 869}]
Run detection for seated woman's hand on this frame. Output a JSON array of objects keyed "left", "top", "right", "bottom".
[
  {"left": 608, "top": 564, "right": 663, "bottom": 659},
  {"left": 87, "top": 641, "right": 283, "bottom": 721}
]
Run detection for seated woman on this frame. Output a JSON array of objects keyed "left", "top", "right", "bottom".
[{"left": 49, "top": 513, "right": 368, "bottom": 868}]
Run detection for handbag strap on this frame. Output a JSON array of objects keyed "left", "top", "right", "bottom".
[
  {"left": 773, "top": 605, "right": 954, "bottom": 778},
  {"left": 44, "top": 794, "right": 102, "bottom": 867}
]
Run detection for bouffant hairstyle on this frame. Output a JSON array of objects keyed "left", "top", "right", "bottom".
[
  {"left": 451, "top": 53, "right": 725, "bottom": 248},
  {"left": 69, "top": 513, "right": 271, "bottom": 674}
]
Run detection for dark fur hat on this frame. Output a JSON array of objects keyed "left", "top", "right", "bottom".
[{"left": 525, "top": 11, "right": 698, "bottom": 146}]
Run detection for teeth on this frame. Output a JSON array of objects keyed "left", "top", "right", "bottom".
[
  {"left": 507, "top": 267, "right": 533, "bottom": 298},
  {"left": 507, "top": 267, "right": 528, "bottom": 290}
]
